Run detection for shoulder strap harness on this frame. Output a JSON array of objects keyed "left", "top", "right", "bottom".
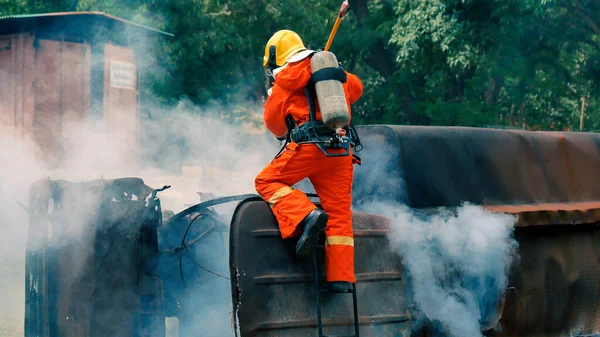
[{"left": 280, "top": 60, "right": 363, "bottom": 162}]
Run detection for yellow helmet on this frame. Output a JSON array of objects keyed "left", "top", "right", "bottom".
[{"left": 263, "top": 30, "right": 307, "bottom": 68}]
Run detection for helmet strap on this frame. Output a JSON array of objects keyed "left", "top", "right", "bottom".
[
  {"left": 264, "top": 45, "right": 278, "bottom": 80},
  {"left": 264, "top": 45, "right": 278, "bottom": 87},
  {"left": 265, "top": 45, "right": 279, "bottom": 75}
]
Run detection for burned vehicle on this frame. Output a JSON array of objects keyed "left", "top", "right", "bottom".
[{"left": 24, "top": 125, "right": 600, "bottom": 337}]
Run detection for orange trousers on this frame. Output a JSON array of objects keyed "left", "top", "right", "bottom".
[{"left": 255, "top": 141, "right": 356, "bottom": 283}]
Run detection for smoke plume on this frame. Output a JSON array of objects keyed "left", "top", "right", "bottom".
[
  {"left": 2, "top": 10, "right": 518, "bottom": 337},
  {"left": 0, "top": 13, "right": 284, "bottom": 337},
  {"left": 349, "top": 124, "right": 521, "bottom": 336},
  {"left": 0, "top": 135, "right": 44, "bottom": 337},
  {"left": 0, "top": 94, "right": 277, "bottom": 337},
  {"left": 361, "top": 199, "right": 518, "bottom": 336}
]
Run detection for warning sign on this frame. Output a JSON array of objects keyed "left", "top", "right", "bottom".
[{"left": 110, "top": 61, "right": 136, "bottom": 89}]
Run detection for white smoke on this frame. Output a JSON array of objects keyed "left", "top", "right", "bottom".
[
  {"left": 0, "top": 96, "right": 522, "bottom": 337},
  {"left": 0, "top": 135, "right": 44, "bottom": 337},
  {"left": 363, "top": 200, "right": 519, "bottom": 337},
  {"left": 0, "top": 93, "right": 279, "bottom": 337},
  {"left": 0, "top": 14, "right": 282, "bottom": 337}
]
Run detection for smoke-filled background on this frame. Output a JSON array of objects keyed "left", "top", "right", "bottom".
[
  {"left": 0, "top": 135, "right": 43, "bottom": 337},
  {"left": 0, "top": 100, "right": 279, "bottom": 337},
  {"left": 0, "top": 102, "right": 519, "bottom": 337},
  {"left": 0, "top": 26, "right": 280, "bottom": 335},
  {"left": 0, "top": 4, "right": 280, "bottom": 336},
  {"left": 0, "top": 33, "right": 521, "bottom": 337},
  {"left": 0, "top": 69, "right": 522, "bottom": 337}
]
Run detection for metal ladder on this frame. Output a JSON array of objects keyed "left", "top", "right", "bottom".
[{"left": 311, "top": 245, "right": 360, "bottom": 337}]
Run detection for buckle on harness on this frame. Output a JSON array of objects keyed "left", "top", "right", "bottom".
[
  {"left": 278, "top": 84, "right": 364, "bottom": 161},
  {"left": 290, "top": 123, "right": 352, "bottom": 157}
]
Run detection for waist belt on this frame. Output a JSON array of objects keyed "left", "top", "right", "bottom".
[
  {"left": 276, "top": 81, "right": 363, "bottom": 161},
  {"left": 289, "top": 121, "right": 361, "bottom": 158},
  {"left": 290, "top": 122, "right": 336, "bottom": 143}
]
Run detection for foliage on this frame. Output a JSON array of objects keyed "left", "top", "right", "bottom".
[
  {"left": 387, "top": 0, "right": 600, "bottom": 130},
  {"left": 2, "top": 0, "right": 600, "bottom": 131}
]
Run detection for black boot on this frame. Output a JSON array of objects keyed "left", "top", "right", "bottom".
[
  {"left": 328, "top": 281, "right": 353, "bottom": 293},
  {"left": 295, "top": 208, "right": 328, "bottom": 259}
]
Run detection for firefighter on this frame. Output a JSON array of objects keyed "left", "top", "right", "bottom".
[{"left": 254, "top": 29, "right": 363, "bottom": 293}]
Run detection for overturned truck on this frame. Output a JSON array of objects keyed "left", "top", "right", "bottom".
[{"left": 24, "top": 125, "right": 600, "bottom": 337}]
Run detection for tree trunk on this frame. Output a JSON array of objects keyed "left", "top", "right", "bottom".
[
  {"left": 514, "top": 77, "right": 528, "bottom": 128},
  {"left": 518, "top": 100, "right": 527, "bottom": 129},
  {"left": 485, "top": 75, "right": 504, "bottom": 105},
  {"left": 509, "top": 103, "right": 515, "bottom": 127},
  {"left": 580, "top": 96, "right": 586, "bottom": 131}
]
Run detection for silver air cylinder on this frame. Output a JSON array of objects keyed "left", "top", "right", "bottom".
[{"left": 310, "top": 51, "right": 350, "bottom": 129}]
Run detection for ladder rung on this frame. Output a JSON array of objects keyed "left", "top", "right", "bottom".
[
  {"left": 313, "top": 253, "right": 360, "bottom": 337},
  {"left": 319, "top": 289, "right": 355, "bottom": 294},
  {"left": 318, "top": 284, "right": 356, "bottom": 294}
]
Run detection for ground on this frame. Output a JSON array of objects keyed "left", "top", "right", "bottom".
[
  {"left": 0, "top": 322, "right": 22, "bottom": 337},
  {"left": 0, "top": 259, "right": 24, "bottom": 337}
]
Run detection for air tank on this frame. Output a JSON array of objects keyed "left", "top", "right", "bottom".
[{"left": 310, "top": 51, "right": 350, "bottom": 129}]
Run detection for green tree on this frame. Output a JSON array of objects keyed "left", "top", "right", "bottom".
[{"left": 3, "top": 0, "right": 600, "bottom": 131}]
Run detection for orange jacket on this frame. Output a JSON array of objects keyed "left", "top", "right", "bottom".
[{"left": 264, "top": 57, "right": 364, "bottom": 139}]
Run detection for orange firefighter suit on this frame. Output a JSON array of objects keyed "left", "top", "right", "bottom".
[{"left": 255, "top": 56, "right": 363, "bottom": 284}]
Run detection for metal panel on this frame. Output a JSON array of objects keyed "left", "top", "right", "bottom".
[
  {"left": 25, "top": 177, "right": 163, "bottom": 337},
  {"left": 407, "top": 224, "right": 600, "bottom": 337},
  {"left": 22, "top": 33, "right": 36, "bottom": 139},
  {"left": 354, "top": 125, "right": 600, "bottom": 225},
  {"left": 33, "top": 39, "right": 62, "bottom": 165},
  {"left": 229, "top": 197, "right": 412, "bottom": 337},
  {"left": 60, "top": 41, "right": 90, "bottom": 127},
  {"left": 24, "top": 38, "right": 91, "bottom": 167},
  {"left": 1, "top": 12, "right": 167, "bottom": 170},
  {"left": 0, "top": 33, "right": 35, "bottom": 140},
  {"left": 0, "top": 35, "right": 16, "bottom": 135},
  {"left": 497, "top": 224, "right": 600, "bottom": 337},
  {"left": 103, "top": 43, "right": 138, "bottom": 169},
  {"left": 353, "top": 124, "right": 600, "bottom": 336},
  {"left": 0, "top": 33, "right": 91, "bottom": 166},
  {"left": 484, "top": 202, "right": 600, "bottom": 226}
]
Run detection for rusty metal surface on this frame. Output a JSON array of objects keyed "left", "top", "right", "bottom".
[
  {"left": 229, "top": 197, "right": 412, "bottom": 337},
  {"left": 0, "top": 35, "right": 17, "bottom": 136},
  {"left": 103, "top": 44, "right": 139, "bottom": 169},
  {"left": 494, "top": 224, "right": 600, "bottom": 337},
  {"left": 0, "top": 32, "right": 139, "bottom": 168},
  {"left": 485, "top": 201, "right": 600, "bottom": 213},
  {"left": 352, "top": 125, "right": 600, "bottom": 336},
  {"left": 0, "top": 35, "right": 91, "bottom": 166},
  {"left": 32, "top": 39, "right": 92, "bottom": 166},
  {"left": 33, "top": 39, "right": 62, "bottom": 165},
  {"left": 354, "top": 125, "right": 600, "bottom": 226},
  {"left": 1, "top": 12, "right": 169, "bottom": 170},
  {"left": 60, "top": 41, "right": 91, "bottom": 126},
  {"left": 25, "top": 177, "right": 163, "bottom": 337},
  {"left": 484, "top": 202, "right": 600, "bottom": 227},
  {"left": 0, "top": 33, "right": 35, "bottom": 140},
  {"left": 411, "top": 223, "right": 600, "bottom": 337}
]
